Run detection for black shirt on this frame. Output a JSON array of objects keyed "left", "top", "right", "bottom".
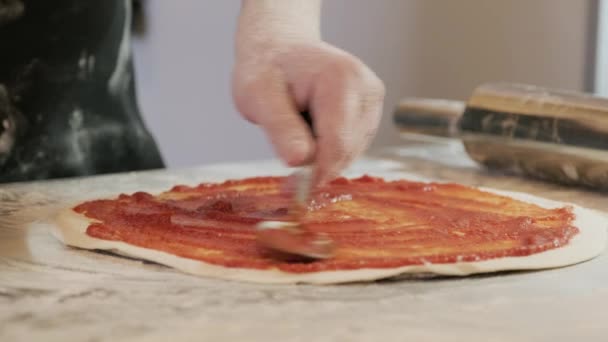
[{"left": 0, "top": 0, "right": 164, "bottom": 183}]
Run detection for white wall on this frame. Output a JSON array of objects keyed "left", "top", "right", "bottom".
[{"left": 133, "top": 0, "right": 595, "bottom": 168}]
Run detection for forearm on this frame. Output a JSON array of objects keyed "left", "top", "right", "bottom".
[{"left": 236, "top": 0, "right": 322, "bottom": 55}]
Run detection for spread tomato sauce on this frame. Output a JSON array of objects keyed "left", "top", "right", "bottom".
[{"left": 74, "top": 176, "right": 578, "bottom": 273}]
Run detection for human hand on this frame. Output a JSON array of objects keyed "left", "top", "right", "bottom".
[{"left": 232, "top": 0, "right": 385, "bottom": 186}]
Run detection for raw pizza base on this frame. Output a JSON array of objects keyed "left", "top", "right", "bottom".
[{"left": 51, "top": 188, "right": 608, "bottom": 284}]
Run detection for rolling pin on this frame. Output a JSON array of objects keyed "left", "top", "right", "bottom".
[{"left": 393, "top": 83, "right": 608, "bottom": 190}]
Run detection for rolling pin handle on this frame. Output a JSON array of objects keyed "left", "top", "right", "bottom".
[{"left": 393, "top": 98, "right": 465, "bottom": 138}]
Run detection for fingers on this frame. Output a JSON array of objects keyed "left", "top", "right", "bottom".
[
  {"left": 311, "top": 58, "right": 385, "bottom": 186},
  {"left": 310, "top": 74, "right": 358, "bottom": 185},
  {"left": 354, "top": 72, "right": 385, "bottom": 156},
  {"left": 233, "top": 70, "right": 315, "bottom": 167}
]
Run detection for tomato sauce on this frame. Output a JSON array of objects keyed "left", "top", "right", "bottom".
[{"left": 75, "top": 176, "right": 578, "bottom": 273}]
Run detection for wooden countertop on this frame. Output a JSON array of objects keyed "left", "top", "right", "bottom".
[{"left": 1, "top": 140, "right": 607, "bottom": 342}]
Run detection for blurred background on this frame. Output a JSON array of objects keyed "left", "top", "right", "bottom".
[{"left": 132, "top": 0, "right": 599, "bottom": 168}]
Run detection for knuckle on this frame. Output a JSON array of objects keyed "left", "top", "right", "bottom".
[
  {"left": 361, "top": 70, "right": 385, "bottom": 100},
  {"left": 360, "top": 77, "right": 385, "bottom": 119},
  {"left": 232, "top": 68, "right": 285, "bottom": 124},
  {"left": 232, "top": 76, "right": 261, "bottom": 118},
  {"left": 328, "top": 54, "right": 365, "bottom": 81},
  {"left": 327, "top": 56, "right": 385, "bottom": 102},
  {"left": 370, "top": 76, "right": 386, "bottom": 99}
]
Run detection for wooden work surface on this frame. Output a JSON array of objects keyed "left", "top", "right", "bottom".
[{"left": 1, "top": 140, "right": 607, "bottom": 342}]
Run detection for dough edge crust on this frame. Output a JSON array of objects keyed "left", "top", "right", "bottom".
[{"left": 50, "top": 188, "right": 608, "bottom": 284}]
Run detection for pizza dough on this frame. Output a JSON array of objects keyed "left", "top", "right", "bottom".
[{"left": 51, "top": 182, "right": 607, "bottom": 285}]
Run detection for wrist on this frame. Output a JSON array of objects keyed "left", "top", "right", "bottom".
[{"left": 236, "top": 0, "right": 322, "bottom": 58}]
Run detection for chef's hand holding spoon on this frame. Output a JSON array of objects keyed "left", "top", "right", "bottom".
[{"left": 232, "top": 0, "right": 385, "bottom": 186}]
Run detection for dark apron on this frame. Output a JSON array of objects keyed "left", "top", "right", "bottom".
[{"left": 0, "top": 0, "right": 164, "bottom": 183}]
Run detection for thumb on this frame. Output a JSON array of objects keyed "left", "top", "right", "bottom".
[{"left": 233, "top": 72, "right": 315, "bottom": 167}]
